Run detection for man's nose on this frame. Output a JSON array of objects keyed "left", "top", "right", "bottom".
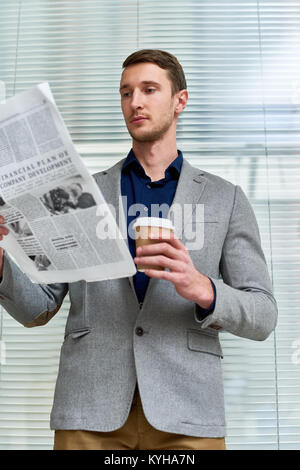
[{"left": 130, "top": 90, "right": 144, "bottom": 109}]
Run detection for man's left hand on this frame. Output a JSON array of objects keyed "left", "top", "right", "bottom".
[{"left": 134, "top": 232, "right": 214, "bottom": 310}]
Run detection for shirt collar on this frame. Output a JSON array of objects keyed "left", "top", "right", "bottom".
[{"left": 122, "top": 148, "right": 183, "bottom": 179}]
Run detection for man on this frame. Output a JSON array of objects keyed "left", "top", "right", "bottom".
[{"left": 0, "top": 50, "right": 277, "bottom": 450}]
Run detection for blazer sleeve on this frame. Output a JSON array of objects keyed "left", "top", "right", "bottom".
[
  {"left": 195, "top": 184, "right": 278, "bottom": 341},
  {"left": 0, "top": 251, "right": 68, "bottom": 327}
]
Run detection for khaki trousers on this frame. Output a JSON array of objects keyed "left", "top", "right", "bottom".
[{"left": 54, "top": 387, "right": 226, "bottom": 450}]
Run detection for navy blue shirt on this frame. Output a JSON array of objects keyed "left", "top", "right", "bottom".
[{"left": 121, "top": 149, "right": 215, "bottom": 316}]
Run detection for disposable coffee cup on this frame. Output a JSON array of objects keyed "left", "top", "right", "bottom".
[{"left": 133, "top": 217, "right": 175, "bottom": 272}]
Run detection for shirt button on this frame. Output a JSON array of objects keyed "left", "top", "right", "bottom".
[
  {"left": 135, "top": 327, "right": 144, "bottom": 336},
  {"left": 144, "top": 207, "right": 148, "bottom": 212}
]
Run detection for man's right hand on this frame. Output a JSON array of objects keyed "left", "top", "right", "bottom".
[{"left": 0, "top": 216, "right": 9, "bottom": 277}]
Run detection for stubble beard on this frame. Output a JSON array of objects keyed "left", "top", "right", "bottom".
[{"left": 127, "top": 107, "right": 175, "bottom": 143}]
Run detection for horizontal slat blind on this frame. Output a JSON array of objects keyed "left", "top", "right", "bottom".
[
  {"left": 259, "top": 1, "right": 300, "bottom": 450},
  {"left": 0, "top": 0, "right": 299, "bottom": 450}
]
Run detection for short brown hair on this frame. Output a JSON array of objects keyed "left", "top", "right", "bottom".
[{"left": 122, "top": 49, "right": 187, "bottom": 95}]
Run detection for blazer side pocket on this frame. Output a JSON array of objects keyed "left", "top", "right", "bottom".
[
  {"left": 187, "top": 328, "right": 223, "bottom": 358},
  {"left": 64, "top": 327, "right": 91, "bottom": 340}
]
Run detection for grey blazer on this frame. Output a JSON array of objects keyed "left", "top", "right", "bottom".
[{"left": 0, "top": 158, "right": 278, "bottom": 438}]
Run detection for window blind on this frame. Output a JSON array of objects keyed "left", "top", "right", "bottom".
[{"left": 0, "top": 0, "right": 299, "bottom": 450}]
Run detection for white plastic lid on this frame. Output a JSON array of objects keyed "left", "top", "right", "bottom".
[{"left": 133, "top": 217, "right": 174, "bottom": 230}]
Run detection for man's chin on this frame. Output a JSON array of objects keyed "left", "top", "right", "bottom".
[
  {"left": 128, "top": 127, "right": 167, "bottom": 143},
  {"left": 128, "top": 130, "right": 156, "bottom": 143},
  {"left": 131, "top": 134, "right": 157, "bottom": 143}
]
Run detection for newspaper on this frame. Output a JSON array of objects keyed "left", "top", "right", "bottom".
[{"left": 0, "top": 83, "right": 136, "bottom": 283}]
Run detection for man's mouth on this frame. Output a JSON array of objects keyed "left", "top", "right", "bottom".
[{"left": 130, "top": 116, "right": 148, "bottom": 123}]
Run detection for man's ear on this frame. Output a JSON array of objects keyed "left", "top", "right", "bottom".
[{"left": 175, "top": 89, "right": 188, "bottom": 114}]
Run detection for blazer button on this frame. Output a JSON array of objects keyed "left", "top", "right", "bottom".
[{"left": 135, "top": 327, "right": 144, "bottom": 336}]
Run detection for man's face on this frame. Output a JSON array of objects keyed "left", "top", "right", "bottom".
[{"left": 120, "top": 62, "right": 178, "bottom": 143}]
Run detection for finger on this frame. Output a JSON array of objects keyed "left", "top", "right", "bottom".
[
  {"left": 0, "top": 227, "right": 9, "bottom": 236},
  {"left": 0, "top": 247, "right": 4, "bottom": 276},
  {"left": 0, "top": 216, "right": 9, "bottom": 236},
  {"left": 136, "top": 241, "right": 188, "bottom": 262},
  {"left": 0, "top": 229, "right": 9, "bottom": 241},
  {"left": 149, "top": 231, "right": 187, "bottom": 252},
  {"left": 134, "top": 255, "right": 185, "bottom": 272},
  {"left": 143, "top": 267, "right": 182, "bottom": 282}
]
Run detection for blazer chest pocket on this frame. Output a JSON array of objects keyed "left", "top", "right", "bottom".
[
  {"left": 187, "top": 329, "right": 223, "bottom": 358},
  {"left": 182, "top": 221, "right": 219, "bottom": 251}
]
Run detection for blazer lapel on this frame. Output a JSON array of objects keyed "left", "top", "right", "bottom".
[
  {"left": 93, "top": 159, "right": 128, "bottom": 244},
  {"left": 93, "top": 159, "right": 136, "bottom": 293},
  {"left": 168, "top": 158, "right": 208, "bottom": 234}
]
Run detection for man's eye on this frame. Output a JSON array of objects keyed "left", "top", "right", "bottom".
[
  {"left": 122, "top": 92, "right": 131, "bottom": 98},
  {"left": 146, "top": 88, "right": 155, "bottom": 93}
]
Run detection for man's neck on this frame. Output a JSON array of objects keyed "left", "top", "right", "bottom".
[{"left": 132, "top": 141, "right": 178, "bottom": 182}]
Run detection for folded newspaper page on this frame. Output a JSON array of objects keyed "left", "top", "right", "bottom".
[{"left": 0, "top": 83, "right": 136, "bottom": 283}]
